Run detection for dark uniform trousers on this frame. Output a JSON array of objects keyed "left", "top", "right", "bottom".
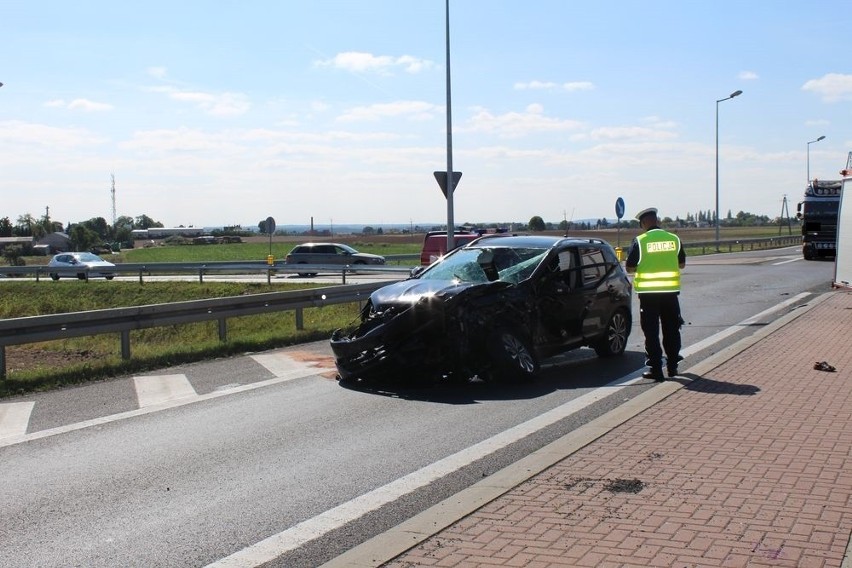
[{"left": 638, "top": 291, "right": 682, "bottom": 370}]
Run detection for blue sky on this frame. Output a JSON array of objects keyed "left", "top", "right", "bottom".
[{"left": 1, "top": 0, "right": 851, "bottom": 229}]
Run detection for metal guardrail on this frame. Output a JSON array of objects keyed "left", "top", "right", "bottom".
[
  {"left": 684, "top": 235, "right": 800, "bottom": 254},
  {"left": 0, "top": 257, "right": 418, "bottom": 283},
  {"left": 0, "top": 282, "right": 387, "bottom": 379}
]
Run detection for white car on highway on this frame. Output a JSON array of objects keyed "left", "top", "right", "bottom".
[{"left": 47, "top": 252, "right": 116, "bottom": 281}]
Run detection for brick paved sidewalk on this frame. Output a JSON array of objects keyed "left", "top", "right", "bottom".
[{"left": 385, "top": 291, "right": 852, "bottom": 568}]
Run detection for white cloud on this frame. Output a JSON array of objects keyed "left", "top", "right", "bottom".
[
  {"left": 640, "top": 116, "right": 678, "bottom": 129},
  {"left": 337, "top": 100, "right": 440, "bottom": 122},
  {"left": 802, "top": 73, "right": 852, "bottom": 102},
  {"left": 0, "top": 120, "right": 106, "bottom": 147},
  {"left": 739, "top": 71, "right": 759, "bottom": 80},
  {"left": 463, "top": 104, "right": 585, "bottom": 138},
  {"left": 149, "top": 86, "right": 251, "bottom": 117},
  {"left": 43, "top": 98, "right": 114, "bottom": 112},
  {"left": 147, "top": 66, "right": 168, "bottom": 79},
  {"left": 514, "top": 80, "right": 558, "bottom": 90},
  {"left": 314, "top": 51, "right": 434, "bottom": 75},
  {"left": 513, "top": 80, "right": 594, "bottom": 92},
  {"left": 562, "top": 81, "right": 595, "bottom": 92},
  {"left": 585, "top": 126, "right": 678, "bottom": 142}
]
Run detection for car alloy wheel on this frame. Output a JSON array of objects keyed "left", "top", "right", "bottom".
[
  {"left": 594, "top": 309, "right": 629, "bottom": 357},
  {"left": 488, "top": 328, "right": 539, "bottom": 381}
]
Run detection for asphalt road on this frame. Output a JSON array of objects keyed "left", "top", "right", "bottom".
[{"left": 0, "top": 246, "right": 835, "bottom": 567}]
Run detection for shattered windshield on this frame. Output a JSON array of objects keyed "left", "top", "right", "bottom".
[{"left": 419, "top": 246, "right": 548, "bottom": 284}]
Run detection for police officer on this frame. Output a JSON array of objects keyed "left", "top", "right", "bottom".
[{"left": 625, "top": 207, "right": 686, "bottom": 381}]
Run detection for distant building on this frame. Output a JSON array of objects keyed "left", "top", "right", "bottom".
[
  {"left": 0, "top": 236, "right": 34, "bottom": 252},
  {"left": 131, "top": 227, "right": 205, "bottom": 239},
  {"left": 36, "top": 232, "right": 72, "bottom": 253}
]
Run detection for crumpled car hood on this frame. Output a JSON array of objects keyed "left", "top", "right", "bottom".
[{"left": 370, "top": 279, "right": 480, "bottom": 309}]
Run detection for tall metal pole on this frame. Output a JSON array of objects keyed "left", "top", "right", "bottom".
[
  {"left": 807, "top": 135, "right": 826, "bottom": 185},
  {"left": 445, "top": 0, "right": 455, "bottom": 252},
  {"left": 714, "top": 89, "right": 742, "bottom": 251}
]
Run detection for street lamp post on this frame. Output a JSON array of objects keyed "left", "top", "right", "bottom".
[
  {"left": 715, "top": 89, "right": 743, "bottom": 251},
  {"left": 807, "top": 136, "right": 826, "bottom": 185}
]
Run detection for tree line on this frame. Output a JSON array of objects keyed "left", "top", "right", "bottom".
[{"left": 1, "top": 212, "right": 164, "bottom": 251}]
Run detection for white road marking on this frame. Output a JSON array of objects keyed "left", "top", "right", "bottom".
[
  {"left": 207, "top": 291, "right": 815, "bottom": 567},
  {"left": 251, "top": 352, "right": 315, "bottom": 376},
  {"left": 0, "top": 361, "right": 322, "bottom": 449},
  {"left": 0, "top": 402, "right": 35, "bottom": 439},
  {"left": 134, "top": 374, "right": 197, "bottom": 407},
  {"left": 771, "top": 257, "right": 803, "bottom": 266}
]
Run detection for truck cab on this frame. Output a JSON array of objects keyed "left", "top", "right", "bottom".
[{"left": 797, "top": 179, "right": 842, "bottom": 260}]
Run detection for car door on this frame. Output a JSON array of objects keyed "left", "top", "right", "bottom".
[
  {"left": 533, "top": 246, "right": 592, "bottom": 347},
  {"left": 577, "top": 246, "right": 615, "bottom": 338},
  {"left": 55, "top": 254, "right": 74, "bottom": 274}
]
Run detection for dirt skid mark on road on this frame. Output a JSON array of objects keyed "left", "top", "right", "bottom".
[{"left": 287, "top": 351, "right": 339, "bottom": 379}]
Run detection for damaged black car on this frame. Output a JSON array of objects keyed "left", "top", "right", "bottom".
[{"left": 330, "top": 235, "right": 632, "bottom": 384}]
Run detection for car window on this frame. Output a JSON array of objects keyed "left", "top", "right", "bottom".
[{"left": 579, "top": 247, "right": 608, "bottom": 285}]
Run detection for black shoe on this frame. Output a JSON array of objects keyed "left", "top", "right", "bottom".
[
  {"left": 643, "top": 369, "right": 665, "bottom": 381},
  {"left": 667, "top": 356, "right": 684, "bottom": 378}
]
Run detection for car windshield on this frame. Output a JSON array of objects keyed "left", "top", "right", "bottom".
[
  {"left": 337, "top": 244, "right": 359, "bottom": 254},
  {"left": 418, "top": 246, "right": 548, "bottom": 284}
]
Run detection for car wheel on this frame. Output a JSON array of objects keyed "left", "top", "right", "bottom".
[
  {"left": 593, "top": 308, "right": 630, "bottom": 357},
  {"left": 487, "top": 328, "right": 539, "bottom": 382},
  {"left": 50, "top": 273, "right": 59, "bottom": 281},
  {"left": 296, "top": 262, "right": 316, "bottom": 277},
  {"left": 105, "top": 275, "right": 115, "bottom": 280}
]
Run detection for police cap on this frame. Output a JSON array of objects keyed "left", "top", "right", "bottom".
[{"left": 635, "top": 207, "right": 658, "bottom": 221}]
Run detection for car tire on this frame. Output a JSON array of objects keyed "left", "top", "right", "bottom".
[
  {"left": 487, "top": 328, "right": 539, "bottom": 382},
  {"left": 50, "top": 273, "right": 59, "bottom": 281},
  {"left": 105, "top": 275, "right": 115, "bottom": 280},
  {"left": 593, "top": 308, "right": 630, "bottom": 357},
  {"left": 296, "top": 262, "right": 316, "bottom": 277}
]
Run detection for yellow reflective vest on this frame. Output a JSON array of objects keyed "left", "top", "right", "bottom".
[{"left": 633, "top": 229, "right": 682, "bottom": 293}]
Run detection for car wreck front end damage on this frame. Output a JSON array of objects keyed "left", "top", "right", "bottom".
[{"left": 330, "top": 280, "right": 524, "bottom": 383}]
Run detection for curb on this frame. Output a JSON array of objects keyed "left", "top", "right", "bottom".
[{"left": 321, "top": 292, "right": 833, "bottom": 568}]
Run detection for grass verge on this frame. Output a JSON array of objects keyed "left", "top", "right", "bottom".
[{"left": 0, "top": 281, "right": 362, "bottom": 397}]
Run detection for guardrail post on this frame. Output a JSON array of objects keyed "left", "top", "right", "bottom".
[
  {"left": 0, "top": 346, "right": 5, "bottom": 379},
  {"left": 218, "top": 318, "right": 227, "bottom": 341},
  {"left": 342, "top": 269, "right": 347, "bottom": 284},
  {"left": 295, "top": 307, "right": 304, "bottom": 330},
  {"left": 121, "top": 331, "right": 131, "bottom": 360},
  {"left": 199, "top": 268, "right": 204, "bottom": 283}
]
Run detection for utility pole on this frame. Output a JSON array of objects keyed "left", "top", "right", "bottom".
[{"left": 110, "top": 174, "right": 117, "bottom": 226}]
